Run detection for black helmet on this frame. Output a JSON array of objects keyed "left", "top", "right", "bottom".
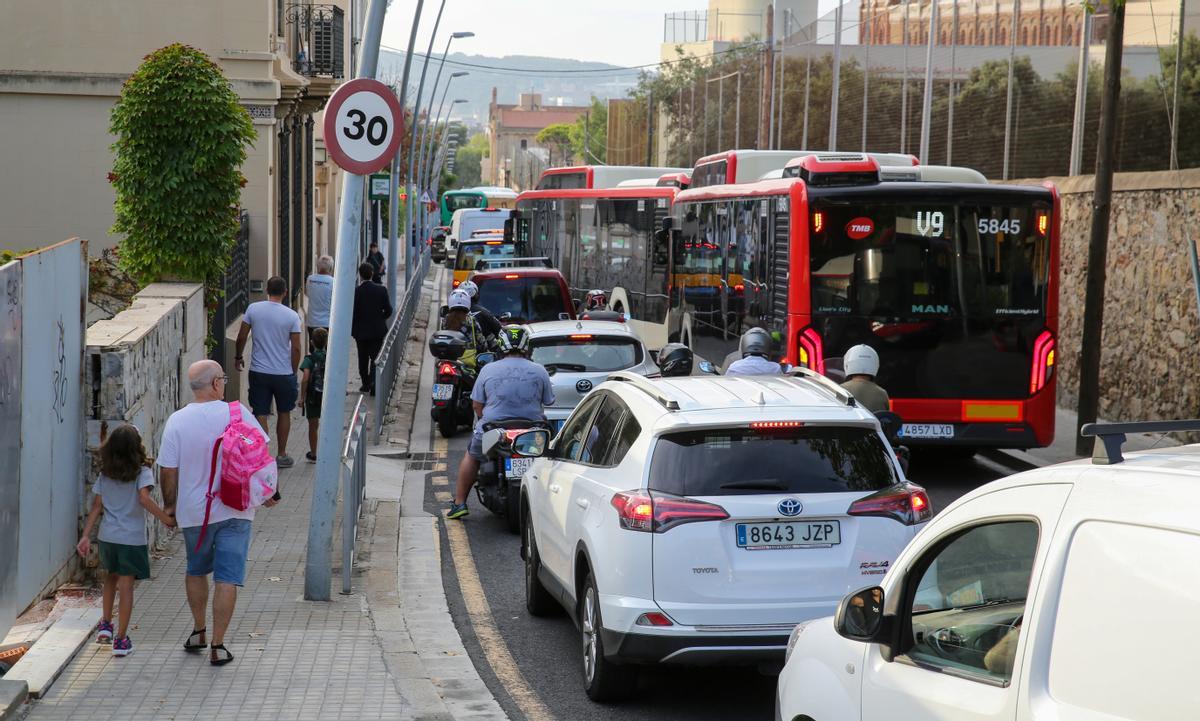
[
  {"left": 739, "top": 327, "right": 772, "bottom": 358},
  {"left": 657, "top": 343, "right": 693, "bottom": 377},
  {"left": 496, "top": 324, "right": 530, "bottom": 355}
]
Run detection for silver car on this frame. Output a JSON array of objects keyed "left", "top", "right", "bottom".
[{"left": 525, "top": 320, "right": 658, "bottom": 430}]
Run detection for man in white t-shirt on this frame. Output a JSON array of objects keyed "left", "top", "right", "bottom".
[
  {"left": 159, "top": 360, "right": 275, "bottom": 666},
  {"left": 305, "top": 255, "right": 334, "bottom": 351},
  {"left": 235, "top": 276, "right": 302, "bottom": 468}
]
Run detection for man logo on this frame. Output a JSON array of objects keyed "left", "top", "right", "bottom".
[
  {"left": 576, "top": 379, "right": 593, "bottom": 394},
  {"left": 777, "top": 498, "right": 803, "bottom": 517},
  {"left": 846, "top": 217, "right": 875, "bottom": 240}
]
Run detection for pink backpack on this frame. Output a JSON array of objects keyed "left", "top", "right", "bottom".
[{"left": 195, "top": 402, "right": 278, "bottom": 550}]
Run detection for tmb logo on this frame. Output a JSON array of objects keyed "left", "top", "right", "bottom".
[{"left": 845, "top": 217, "right": 875, "bottom": 240}]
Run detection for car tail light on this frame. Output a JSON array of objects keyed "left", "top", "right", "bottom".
[
  {"left": 504, "top": 273, "right": 519, "bottom": 279},
  {"left": 569, "top": 334, "right": 593, "bottom": 340},
  {"left": 636, "top": 612, "right": 674, "bottom": 627},
  {"left": 452, "top": 279, "right": 461, "bottom": 288},
  {"left": 437, "top": 361, "right": 459, "bottom": 380},
  {"left": 486, "top": 240, "right": 503, "bottom": 245},
  {"left": 750, "top": 421, "right": 804, "bottom": 430},
  {"left": 796, "top": 326, "right": 825, "bottom": 374},
  {"left": 1029, "top": 330, "right": 1055, "bottom": 395},
  {"left": 610, "top": 491, "right": 729, "bottom": 533},
  {"left": 847, "top": 484, "right": 932, "bottom": 526}
]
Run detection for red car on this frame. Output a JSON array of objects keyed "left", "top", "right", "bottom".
[{"left": 470, "top": 268, "right": 575, "bottom": 325}]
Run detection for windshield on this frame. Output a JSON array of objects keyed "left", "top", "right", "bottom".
[
  {"left": 529, "top": 337, "right": 641, "bottom": 372},
  {"left": 459, "top": 213, "right": 507, "bottom": 239},
  {"left": 446, "top": 193, "right": 485, "bottom": 215},
  {"left": 649, "top": 426, "right": 895, "bottom": 497},
  {"left": 476, "top": 276, "right": 568, "bottom": 323},
  {"left": 456, "top": 243, "right": 515, "bottom": 271}
]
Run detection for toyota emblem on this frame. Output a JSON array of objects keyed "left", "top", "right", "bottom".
[
  {"left": 777, "top": 498, "right": 803, "bottom": 517},
  {"left": 576, "top": 379, "right": 593, "bottom": 394}
]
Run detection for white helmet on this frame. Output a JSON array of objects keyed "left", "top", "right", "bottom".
[
  {"left": 448, "top": 289, "right": 472, "bottom": 311},
  {"left": 458, "top": 280, "right": 479, "bottom": 298},
  {"left": 843, "top": 344, "right": 880, "bottom": 377}
]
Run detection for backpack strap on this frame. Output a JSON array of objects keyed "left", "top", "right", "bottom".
[
  {"left": 193, "top": 436, "right": 222, "bottom": 552},
  {"left": 227, "top": 401, "right": 242, "bottom": 423}
]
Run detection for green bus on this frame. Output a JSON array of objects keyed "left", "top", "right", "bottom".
[{"left": 440, "top": 186, "right": 518, "bottom": 226}]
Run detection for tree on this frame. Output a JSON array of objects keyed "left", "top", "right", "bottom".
[
  {"left": 536, "top": 123, "right": 575, "bottom": 166},
  {"left": 453, "top": 133, "right": 488, "bottom": 188},
  {"left": 570, "top": 97, "right": 608, "bottom": 164},
  {"left": 109, "top": 44, "right": 255, "bottom": 284}
]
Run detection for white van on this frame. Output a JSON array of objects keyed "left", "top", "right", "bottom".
[
  {"left": 446, "top": 207, "right": 510, "bottom": 259},
  {"left": 776, "top": 419, "right": 1200, "bottom": 721}
]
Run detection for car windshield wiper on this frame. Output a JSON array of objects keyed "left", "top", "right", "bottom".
[
  {"left": 719, "top": 480, "right": 788, "bottom": 491},
  {"left": 956, "top": 597, "right": 1025, "bottom": 611},
  {"left": 544, "top": 362, "right": 587, "bottom": 374}
]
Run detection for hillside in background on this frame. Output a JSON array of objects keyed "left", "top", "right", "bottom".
[{"left": 379, "top": 50, "right": 638, "bottom": 126}]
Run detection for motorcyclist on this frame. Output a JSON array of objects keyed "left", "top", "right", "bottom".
[
  {"left": 657, "top": 343, "right": 693, "bottom": 377},
  {"left": 457, "top": 279, "right": 501, "bottom": 341},
  {"left": 448, "top": 325, "right": 555, "bottom": 520},
  {"left": 441, "top": 289, "right": 486, "bottom": 369},
  {"left": 724, "top": 327, "right": 786, "bottom": 376},
  {"left": 840, "top": 344, "right": 890, "bottom": 413},
  {"left": 583, "top": 289, "right": 607, "bottom": 312}
]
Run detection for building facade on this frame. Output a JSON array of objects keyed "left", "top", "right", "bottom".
[
  {"left": 0, "top": 0, "right": 355, "bottom": 313},
  {"left": 485, "top": 91, "right": 588, "bottom": 190}
]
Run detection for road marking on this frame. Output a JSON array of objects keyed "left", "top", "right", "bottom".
[
  {"left": 442, "top": 512, "right": 556, "bottom": 721},
  {"left": 431, "top": 475, "right": 448, "bottom": 487},
  {"left": 435, "top": 490, "right": 453, "bottom": 503}
]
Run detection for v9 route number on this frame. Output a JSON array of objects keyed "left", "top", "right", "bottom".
[{"left": 978, "top": 218, "right": 1022, "bottom": 235}]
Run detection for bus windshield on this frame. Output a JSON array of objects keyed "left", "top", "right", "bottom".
[{"left": 445, "top": 192, "right": 486, "bottom": 215}]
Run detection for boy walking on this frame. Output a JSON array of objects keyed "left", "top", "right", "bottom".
[{"left": 300, "top": 327, "right": 328, "bottom": 463}]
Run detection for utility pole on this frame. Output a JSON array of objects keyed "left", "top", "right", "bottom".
[
  {"left": 1002, "top": 0, "right": 1018, "bottom": 179},
  {"left": 947, "top": 0, "right": 958, "bottom": 164},
  {"left": 1170, "top": 0, "right": 1186, "bottom": 170},
  {"left": 1075, "top": 2, "right": 1127, "bottom": 456},
  {"left": 584, "top": 109, "right": 590, "bottom": 164},
  {"left": 901, "top": 0, "right": 910, "bottom": 153},
  {"left": 704, "top": 74, "right": 710, "bottom": 155},
  {"left": 801, "top": 29, "right": 812, "bottom": 149},
  {"left": 829, "top": 0, "right": 844, "bottom": 150},
  {"left": 760, "top": 3, "right": 774, "bottom": 150},
  {"left": 736, "top": 71, "right": 742, "bottom": 148},
  {"left": 1069, "top": 13, "right": 1093, "bottom": 175},
  {"left": 646, "top": 88, "right": 654, "bottom": 166},
  {"left": 863, "top": 7, "right": 872, "bottom": 152},
  {"left": 778, "top": 9, "right": 790, "bottom": 149},
  {"left": 919, "top": 0, "right": 938, "bottom": 162},
  {"left": 386, "top": 0, "right": 422, "bottom": 308},
  {"left": 768, "top": 3, "right": 778, "bottom": 149}
]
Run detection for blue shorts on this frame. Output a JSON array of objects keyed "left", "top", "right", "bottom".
[
  {"left": 248, "top": 371, "right": 298, "bottom": 416},
  {"left": 183, "top": 519, "right": 252, "bottom": 586}
]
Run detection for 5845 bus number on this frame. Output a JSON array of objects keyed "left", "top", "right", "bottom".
[{"left": 977, "top": 218, "right": 1022, "bottom": 235}]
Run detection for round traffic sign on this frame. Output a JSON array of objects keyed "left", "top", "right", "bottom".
[{"left": 322, "top": 78, "right": 405, "bottom": 175}]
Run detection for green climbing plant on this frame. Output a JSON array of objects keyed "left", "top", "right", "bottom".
[{"left": 108, "top": 43, "right": 256, "bottom": 285}]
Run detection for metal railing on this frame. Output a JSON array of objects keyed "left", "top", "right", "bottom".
[
  {"left": 285, "top": 3, "right": 345, "bottom": 79},
  {"left": 373, "top": 248, "right": 431, "bottom": 442},
  {"left": 340, "top": 393, "right": 368, "bottom": 595},
  {"left": 210, "top": 211, "right": 251, "bottom": 362}
]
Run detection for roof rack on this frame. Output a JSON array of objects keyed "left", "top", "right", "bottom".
[
  {"left": 788, "top": 367, "right": 857, "bottom": 407},
  {"left": 1079, "top": 419, "right": 1200, "bottom": 465},
  {"left": 607, "top": 371, "right": 680, "bottom": 411}
]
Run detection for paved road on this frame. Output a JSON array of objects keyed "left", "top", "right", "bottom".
[{"left": 423, "top": 408, "right": 1035, "bottom": 721}]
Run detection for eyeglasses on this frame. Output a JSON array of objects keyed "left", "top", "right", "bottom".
[{"left": 215, "top": 375, "right": 228, "bottom": 383}]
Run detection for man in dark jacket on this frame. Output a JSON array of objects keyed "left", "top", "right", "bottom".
[{"left": 352, "top": 262, "right": 393, "bottom": 394}]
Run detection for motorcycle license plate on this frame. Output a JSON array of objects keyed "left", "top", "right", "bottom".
[
  {"left": 432, "top": 383, "right": 454, "bottom": 400},
  {"left": 736, "top": 521, "right": 841, "bottom": 550},
  {"left": 899, "top": 423, "right": 954, "bottom": 439},
  {"left": 505, "top": 457, "right": 533, "bottom": 479}
]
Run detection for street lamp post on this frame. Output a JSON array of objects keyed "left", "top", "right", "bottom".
[
  {"left": 403, "top": 0, "right": 446, "bottom": 287},
  {"left": 429, "top": 100, "right": 468, "bottom": 190},
  {"left": 418, "top": 71, "right": 467, "bottom": 241}
]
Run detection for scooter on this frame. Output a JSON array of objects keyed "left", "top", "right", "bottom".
[
  {"left": 427, "top": 330, "right": 480, "bottom": 438},
  {"left": 475, "top": 421, "right": 552, "bottom": 534}
]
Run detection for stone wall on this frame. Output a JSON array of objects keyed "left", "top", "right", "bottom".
[
  {"left": 1032, "top": 169, "right": 1200, "bottom": 423},
  {"left": 85, "top": 282, "right": 205, "bottom": 551}
]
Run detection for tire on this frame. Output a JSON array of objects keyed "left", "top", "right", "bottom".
[
  {"left": 436, "top": 406, "right": 457, "bottom": 438},
  {"left": 523, "top": 512, "right": 557, "bottom": 617},
  {"left": 579, "top": 573, "right": 637, "bottom": 702},
  {"left": 505, "top": 483, "right": 521, "bottom": 534}
]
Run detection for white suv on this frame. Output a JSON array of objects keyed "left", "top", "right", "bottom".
[
  {"left": 518, "top": 370, "right": 931, "bottom": 701},
  {"left": 777, "top": 420, "right": 1200, "bottom": 721}
]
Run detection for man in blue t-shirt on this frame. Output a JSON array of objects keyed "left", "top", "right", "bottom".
[
  {"left": 235, "top": 276, "right": 302, "bottom": 468},
  {"left": 448, "top": 325, "right": 554, "bottom": 520}
]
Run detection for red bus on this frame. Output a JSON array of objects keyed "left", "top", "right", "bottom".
[
  {"left": 690, "top": 149, "right": 919, "bottom": 189},
  {"left": 536, "top": 165, "right": 687, "bottom": 190},
  {"left": 670, "top": 153, "right": 1060, "bottom": 450}
]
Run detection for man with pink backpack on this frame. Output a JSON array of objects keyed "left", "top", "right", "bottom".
[{"left": 159, "top": 360, "right": 279, "bottom": 666}]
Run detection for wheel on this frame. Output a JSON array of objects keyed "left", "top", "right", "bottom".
[
  {"left": 505, "top": 484, "right": 521, "bottom": 535},
  {"left": 580, "top": 573, "right": 637, "bottom": 702},
  {"left": 436, "top": 407, "right": 457, "bottom": 438},
  {"left": 523, "top": 511, "right": 557, "bottom": 617}
]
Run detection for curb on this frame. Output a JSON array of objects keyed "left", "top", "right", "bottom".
[{"left": 0, "top": 679, "right": 27, "bottom": 721}]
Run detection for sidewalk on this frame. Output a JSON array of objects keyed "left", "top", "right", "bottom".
[
  {"left": 1003, "top": 406, "right": 1181, "bottom": 468},
  {"left": 23, "top": 337, "right": 406, "bottom": 720}
]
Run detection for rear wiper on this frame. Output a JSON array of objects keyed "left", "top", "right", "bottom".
[
  {"left": 544, "top": 362, "right": 587, "bottom": 374},
  {"left": 719, "top": 480, "right": 788, "bottom": 491}
]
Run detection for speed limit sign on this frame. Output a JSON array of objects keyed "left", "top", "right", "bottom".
[{"left": 322, "top": 78, "right": 404, "bottom": 175}]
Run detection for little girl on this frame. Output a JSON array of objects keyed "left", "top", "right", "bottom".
[{"left": 77, "top": 424, "right": 175, "bottom": 656}]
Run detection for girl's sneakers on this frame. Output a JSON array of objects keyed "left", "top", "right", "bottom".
[
  {"left": 112, "top": 636, "right": 133, "bottom": 657},
  {"left": 96, "top": 620, "right": 114, "bottom": 644}
]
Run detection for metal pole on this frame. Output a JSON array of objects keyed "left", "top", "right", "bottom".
[
  {"left": 947, "top": 0, "right": 958, "bottom": 164},
  {"left": 307, "top": 0, "right": 388, "bottom": 602},
  {"left": 704, "top": 74, "right": 710, "bottom": 155},
  {"left": 862, "top": 7, "right": 872, "bottom": 152},
  {"left": 1002, "top": 0, "right": 1018, "bottom": 179},
  {"left": 901, "top": 0, "right": 910, "bottom": 153},
  {"left": 405, "top": 0, "right": 446, "bottom": 289},
  {"left": 801, "top": 39, "right": 811, "bottom": 148},
  {"left": 767, "top": 2, "right": 778, "bottom": 150},
  {"left": 646, "top": 88, "right": 654, "bottom": 166},
  {"left": 778, "top": 10, "right": 788, "bottom": 149},
  {"left": 387, "top": 0, "right": 422, "bottom": 309},
  {"left": 413, "top": 35, "right": 453, "bottom": 272},
  {"left": 718, "top": 75, "right": 724, "bottom": 149},
  {"left": 736, "top": 71, "right": 742, "bottom": 148},
  {"left": 919, "top": 0, "right": 938, "bottom": 162},
  {"left": 1171, "top": 0, "right": 1186, "bottom": 170},
  {"left": 419, "top": 71, "right": 465, "bottom": 250},
  {"left": 829, "top": 0, "right": 844, "bottom": 150},
  {"left": 1069, "top": 13, "right": 1092, "bottom": 175}
]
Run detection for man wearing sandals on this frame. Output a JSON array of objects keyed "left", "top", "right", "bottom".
[{"left": 159, "top": 360, "right": 277, "bottom": 665}]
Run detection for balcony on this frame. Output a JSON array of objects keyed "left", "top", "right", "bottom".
[{"left": 286, "top": 4, "right": 345, "bottom": 79}]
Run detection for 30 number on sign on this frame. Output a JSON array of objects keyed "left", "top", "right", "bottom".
[
  {"left": 343, "top": 109, "right": 388, "bottom": 146},
  {"left": 322, "top": 78, "right": 404, "bottom": 175}
]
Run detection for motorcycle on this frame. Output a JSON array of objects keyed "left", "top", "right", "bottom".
[
  {"left": 428, "top": 330, "right": 482, "bottom": 438},
  {"left": 476, "top": 421, "right": 552, "bottom": 534},
  {"left": 874, "top": 410, "right": 912, "bottom": 476}
]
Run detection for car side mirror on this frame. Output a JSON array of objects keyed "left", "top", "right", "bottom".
[
  {"left": 512, "top": 429, "right": 550, "bottom": 457},
  {"left": 439, "top": 305, "right": 449, "bottom": 319},
  {"left": 834, "top": 586, "right": 890, "bottom": 646},
  {"left": 476, "top": 352, "right": 495, "bottom": 367}
]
